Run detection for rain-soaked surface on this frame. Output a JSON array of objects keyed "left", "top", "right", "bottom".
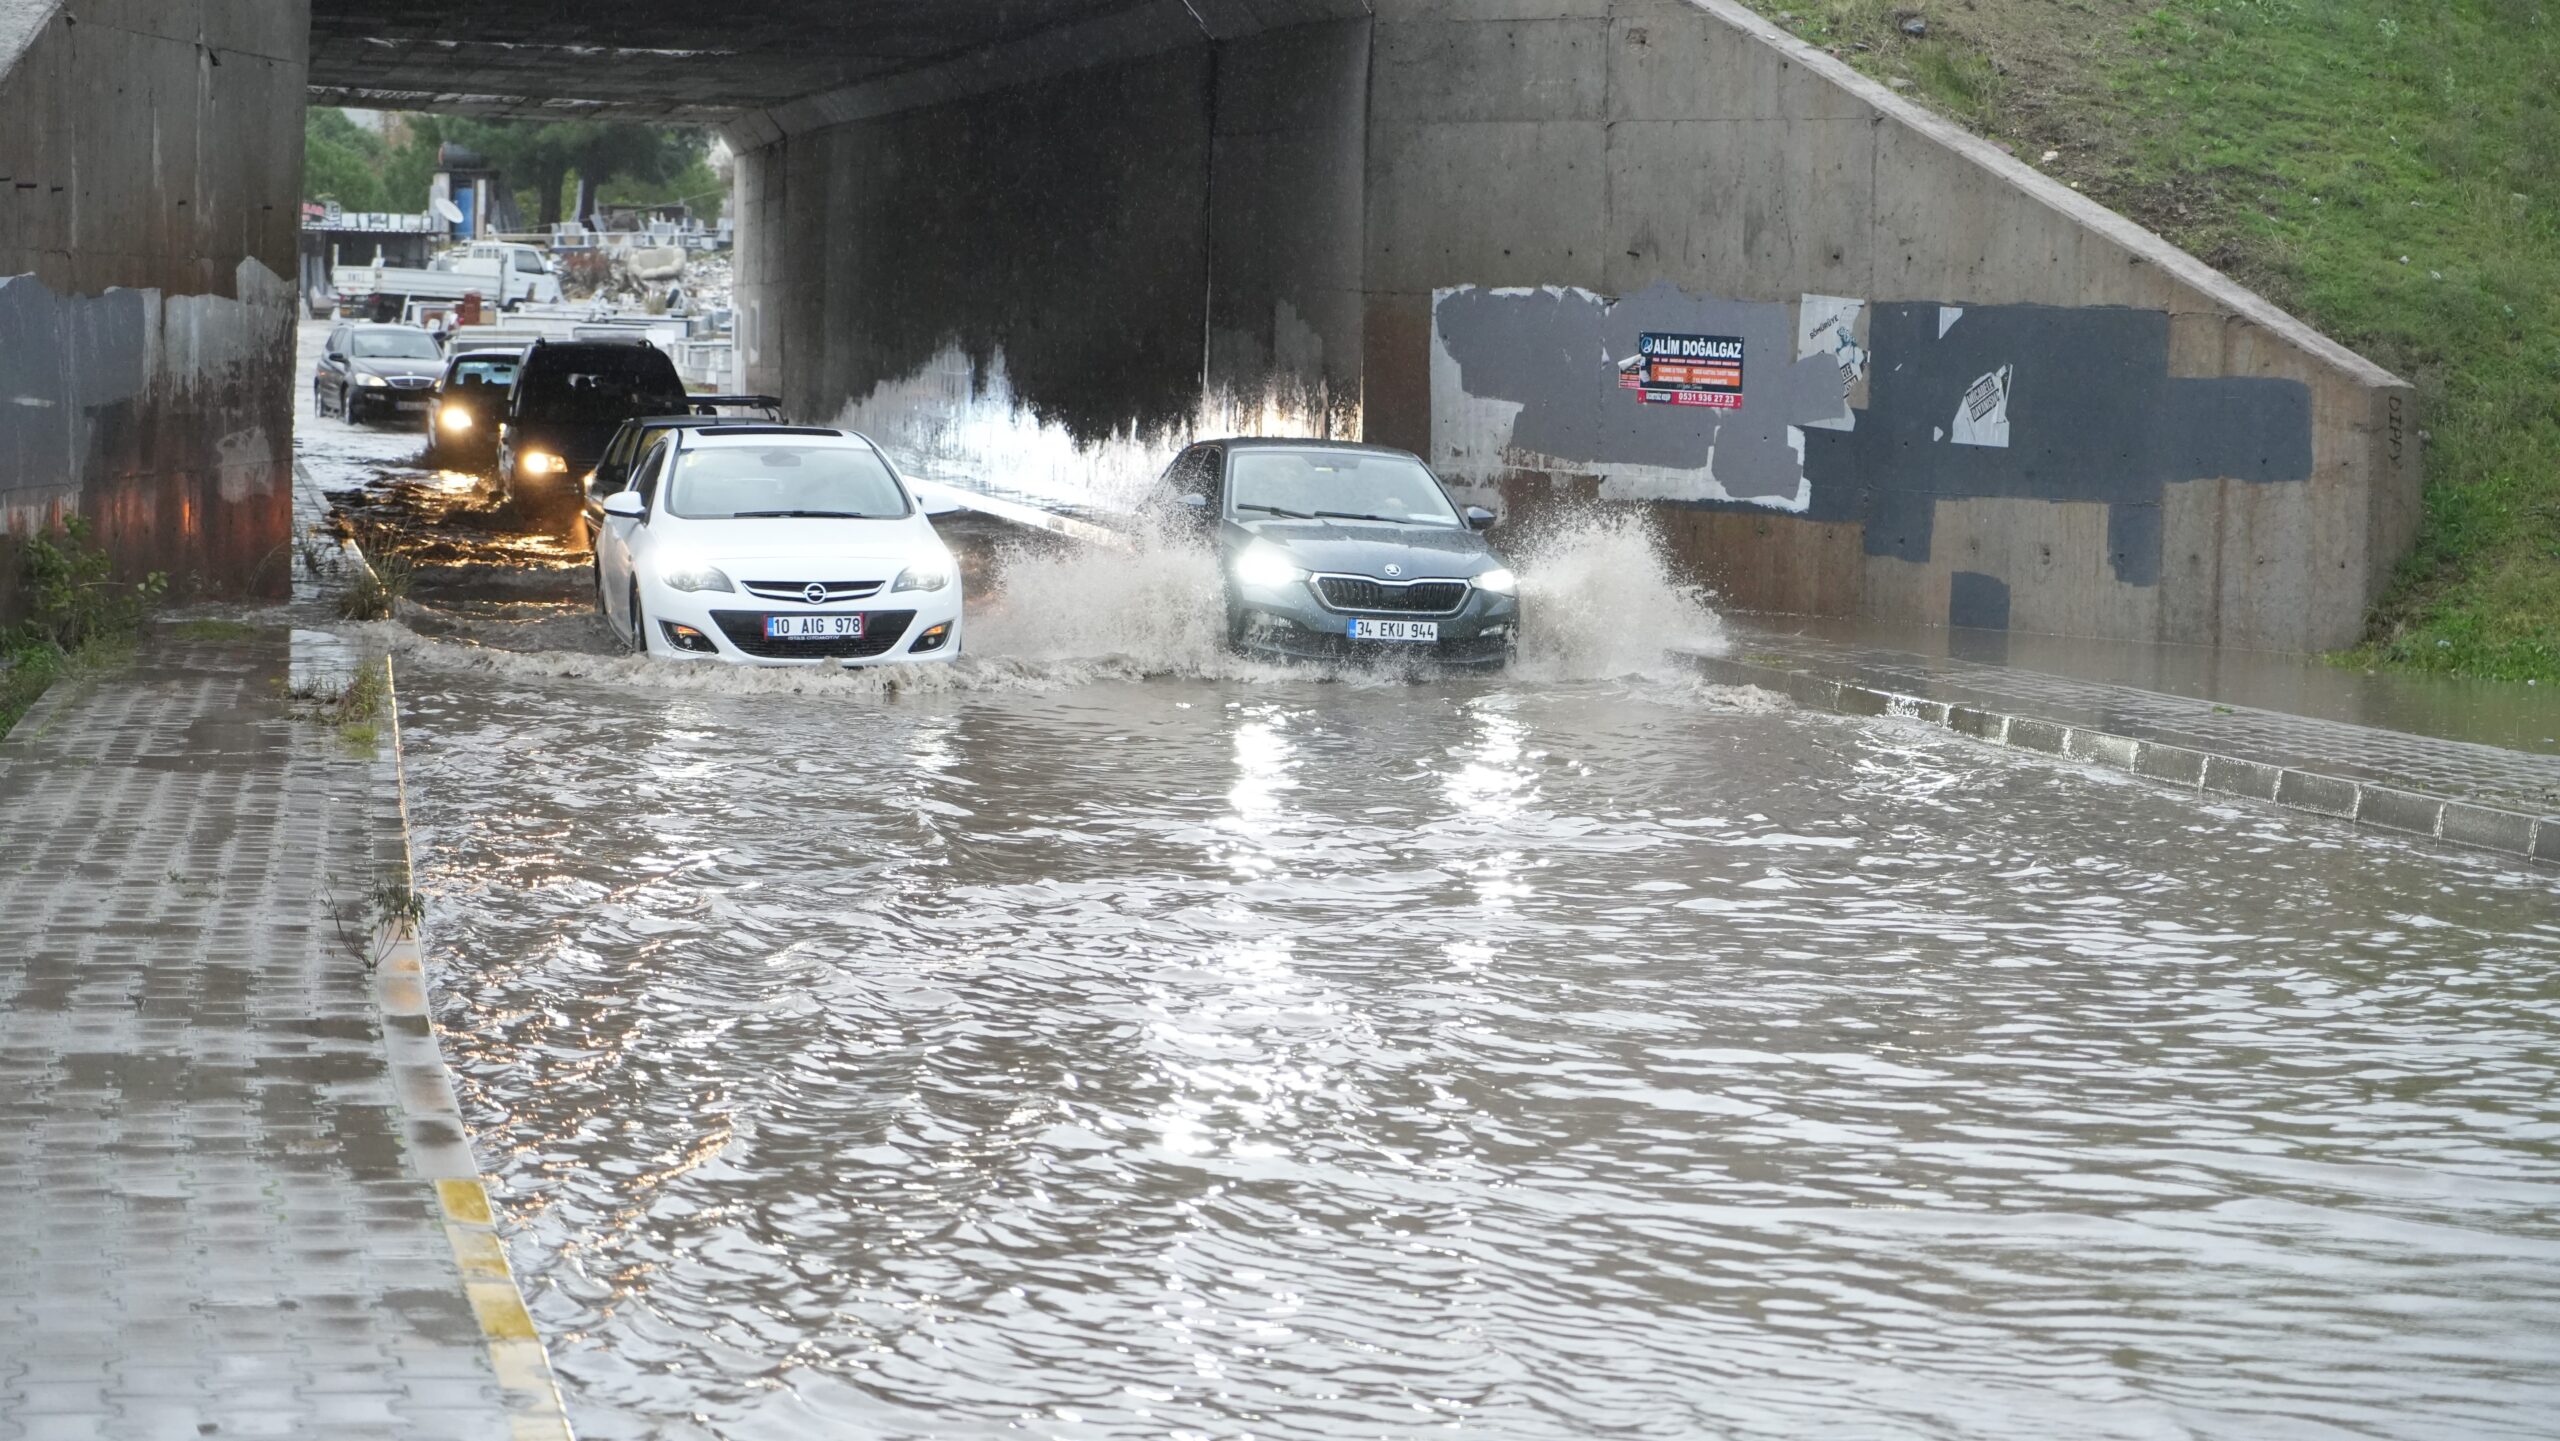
[{"left": 296, "top": 334, "right": 2560, "bottom": 1439}]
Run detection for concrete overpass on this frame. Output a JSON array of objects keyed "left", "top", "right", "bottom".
[{"left": 1, "top": 0, "right": 2420, "bottom": 650}]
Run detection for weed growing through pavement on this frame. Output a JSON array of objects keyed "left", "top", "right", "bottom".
[
  {"left": 3, "top": 516, "right": 167, "bottom": 741},
  {"left": 286, "top": 657, "right": 391, "bottom": 750},
  {"left": 337, "top": 551, "right": 414, "bottom": 622}
]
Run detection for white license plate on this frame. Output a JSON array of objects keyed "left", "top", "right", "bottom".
[
  {"left": 1348, "top": 617, "right": 1438, "bottom": 643},
  {"left": 396, "top": 399, "right": 429, "bottom": 411},
  {"left": 764, "top": 614, "right": 865, "bottom": 640}
]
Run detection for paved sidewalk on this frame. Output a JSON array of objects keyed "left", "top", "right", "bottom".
[
  {"left": 0, "top": 628, "right": 512, "bottom": 1439},
  {"left": 1693, "top": 624, "right": 2560, "bottom": 868}
]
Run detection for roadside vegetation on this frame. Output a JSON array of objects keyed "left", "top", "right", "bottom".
[
  {"left": 0, "top": 519, "right": 166, "bottom": 742},
  {"left": 303, "top": 109, "right": 720, "bottom": 228},
  {"left": 1741, "top": 0, "right": 2559, "bottom": 681}
]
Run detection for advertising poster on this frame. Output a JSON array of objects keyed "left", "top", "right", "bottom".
[{"left": 1618, "top": 332, "right": 1746, "bottom": 409}]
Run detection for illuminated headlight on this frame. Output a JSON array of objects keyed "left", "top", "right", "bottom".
[
  {"left": 1474, "top": 566, "right": 1518, "bottom": 595},
  {"left": 659, "top": 563, "right": 734, "bottom": 593},
  {"left": 519, "top": 451, "right": 563, "bottom": 476},
  {"left": 354, "top": 373, "right": 388, "bottom": 388},
  {"left": 891, "top": 554, "right": 954, "bottom": 593},
  {"left": 1233, "top": 541, "right": 1305, "bottom": 589},
  {"left": 438, "top": 405, "right": 473, "bottom": 431}
]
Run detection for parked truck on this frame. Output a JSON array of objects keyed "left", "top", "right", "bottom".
[{"left": 332, "top": 241, "right": 564, "bottom": 316}]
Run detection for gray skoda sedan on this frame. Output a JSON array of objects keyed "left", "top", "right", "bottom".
[{"left": 1163, "top": 438, "right": 1520, "bottom": 667}]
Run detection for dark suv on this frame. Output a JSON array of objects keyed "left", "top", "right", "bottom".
[{"left": 494, "top": 339, "right": 688, "bottom": 505}]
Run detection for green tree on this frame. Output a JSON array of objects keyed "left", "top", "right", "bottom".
[
  {"left": 440, "top": 119, "right": 706, "bottom": 228},
  {"left": 302, "top": 107, "right": 388, "bottom": 210}
]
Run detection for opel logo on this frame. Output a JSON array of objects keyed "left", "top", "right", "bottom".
[
  {"left": 1382, "top": 563, "right": 1403, "bottom": 578},
  {"left": 804, "top": 583, "right": 828, "bottom": 605}
]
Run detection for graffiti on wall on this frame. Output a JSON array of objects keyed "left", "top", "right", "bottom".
[{"left": 1429, "top": 284, "right": 2316, "bottom": 600}]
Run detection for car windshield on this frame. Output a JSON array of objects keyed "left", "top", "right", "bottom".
[
  {"left": 450, "top": 359, "right": 517, "bottom": 387},
  {"left": 665, "top": 446, "right": 910, "bottom": 520},
  {"left": 1227, "top": 450, "right": 1460, "bottom": 526},
  {"left": 518, "top": 353, "right": 686, "bottom": 421},
  {"left": 349, "top": 330, "right": 440, "bottom": 360}
]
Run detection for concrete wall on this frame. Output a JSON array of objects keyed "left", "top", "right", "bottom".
[
  {"left": 730, "top": 12, "right": 1372, "bottom": 505},
  {"left": 1371, "top": 0, "right": 2419, "bottom": 652},
  {"left": 0, "top": 0, "right": 307, "bottom": 612}
]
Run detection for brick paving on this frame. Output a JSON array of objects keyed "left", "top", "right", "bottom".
[
  {"left": 1694, "top": 624, "right": 2560, "bottom": 867},
  {"left": 0, "top": 629, "right": 510, "bottom": 1439}
]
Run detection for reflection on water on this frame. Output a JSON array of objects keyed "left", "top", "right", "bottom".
[{"left": 399, "top": 663, "right": 2560, "bottom": 1441}]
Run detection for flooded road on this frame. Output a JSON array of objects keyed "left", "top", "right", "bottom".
[
  {"left": 394, "top": 655, "right": 2560, "bottom": 1440},
  {"left": 296, "top": 340, "right": 2560, "bottom": 1437}
]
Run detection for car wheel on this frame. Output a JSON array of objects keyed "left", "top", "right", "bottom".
[{"left": 628, "top": 581, "right": 648, "bottom": 656}]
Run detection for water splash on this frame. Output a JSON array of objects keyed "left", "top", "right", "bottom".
[{"left": 1510, "top": 508, "right": 1727, "bottom": 680}]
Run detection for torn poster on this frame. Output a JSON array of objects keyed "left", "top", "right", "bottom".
[
  {"left": 1795, "top": 295, "right": 1867, "bottom": 432},
  {"left": 1952, "top": 364, "right": 2012, "bottom": 448}
]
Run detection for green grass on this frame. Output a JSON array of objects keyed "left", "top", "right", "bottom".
[
  {"left": 2111, "top": 0, "right": 2559, "bottom": 681},
  {"left": 1742, "top": 0, "right": 2560, "bottom": 681}
]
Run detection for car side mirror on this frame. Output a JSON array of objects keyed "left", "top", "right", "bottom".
[
  {"left": 602, "top": 491, "right": 645, "bottom": 519},
  {"left": 1463, "top": 505, "right": 1497, "bottom": 530},
  {"left": 325, "top": 351, "right": 345, "bottom": 363}
]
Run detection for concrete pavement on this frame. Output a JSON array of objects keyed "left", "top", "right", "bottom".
[{"left": 0, "top": 625, "right": 564, "bottom": 1439}]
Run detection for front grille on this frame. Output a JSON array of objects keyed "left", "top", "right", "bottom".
[
  {"left": 709, "top": 609, "right": 915, "bottom": 659},
  {"left": 388, "top": 376, "right": 434, "bottom": 390},
  {"left": 1315, "top": 576, "right": 1469, "bottom": 614},
  {"left": 741, "top": 580, "right": 884, "bottom": 603}
]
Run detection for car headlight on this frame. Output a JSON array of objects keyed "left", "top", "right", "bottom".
[
  {"left": 355, "top": 373, "right": 388, "bottom": 387},
  {"left": 1474, "top": 566, "right": 1518, "bottom": 595},
  {"left": 659, "top": 564, "right": 734, "bottom": 593},
  {"left": 891, "top": 554, "right": 954, "bottom": 593},
  {"left": 1233, "top": 541, "right": 1305, "bottom": 589},
  {"left": 520, "top": 451, "right": 562, "bottom": 476},
  {"left": 438, "top": 404, "right": 473, "bottom": 431}
]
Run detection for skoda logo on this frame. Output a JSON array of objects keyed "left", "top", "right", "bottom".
[
  {"left": 803, "top": 583, "right": 828, "bottom": 605},
  {"left": 1382, "top": 563, "right": 1403, "bottom": 578}
]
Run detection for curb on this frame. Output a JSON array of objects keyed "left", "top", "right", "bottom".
[
  {"left": 1685, "top": 651, "right": 2560, "bottom": 871},
  {"left": 371, "top": 656, "right": 578, "bottom": 1440}
]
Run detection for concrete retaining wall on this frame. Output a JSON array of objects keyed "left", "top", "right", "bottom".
[
  {"left": 724, "top": 0, "right": 2410, "bottom": 650},
  {"left": 0, "top": 0, "right": 307, "bottom": 611},
  {"left": 729, "top": 10, "right": 1372, "bottom": 503},
  {"left": 1373, "top": 0, "right": 2418, "bottom": 652}
]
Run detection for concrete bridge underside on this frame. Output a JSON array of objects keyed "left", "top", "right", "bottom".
[{"left": 2, "top": 0, "right": 2419, "bottom": 650}]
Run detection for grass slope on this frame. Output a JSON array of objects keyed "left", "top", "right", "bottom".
[{"left": 1740, "top": 0, "right": 2559, "bottom": 681}]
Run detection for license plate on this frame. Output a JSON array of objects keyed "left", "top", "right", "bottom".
[
  {"left": 396, "top": 399, "right": 429, "bottom": 411},
  {"left": 764, "top": 614, "right": 864, "bottom": 640},
  {"left": 1348, "top": 617, "right": 1438, "bottom": 643}
]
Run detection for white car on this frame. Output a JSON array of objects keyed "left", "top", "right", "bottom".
[{"left": 593, "top": 425, "right": 962, "bottom": 666}]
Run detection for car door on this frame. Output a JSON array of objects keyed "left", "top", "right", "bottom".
[
  {"left": 584, "top": 424, "right": 642, "bottom": 531},
  {"left": 320, "top": 325, "right": 349, "bottom": 403},
  {"left": 597, "top": 438, "right": 668, "bottom": 628}
]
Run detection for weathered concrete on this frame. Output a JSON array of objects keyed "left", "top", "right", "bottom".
[
  {"left": 1377, "top": 0, "right": 2418, "bottom": 652},
  {"left": 0, "top": 0, "right": 307, "bottom": 613}
]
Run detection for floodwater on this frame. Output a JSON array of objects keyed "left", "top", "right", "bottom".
[
  {"left": 296, "top": 351, "right": 2560, "bottom": 1438},
  {"left": 389, "top": 580, "right": 2560, "bottom": 1441}
]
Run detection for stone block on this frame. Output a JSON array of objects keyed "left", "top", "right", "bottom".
[
  {"left": 2003, "top": 718, "right": 2069, "bottom": 755},
  {"left": 2133, "top": 742, "right": 2208, "bottom": 787},
  {"left": 2274, "top": 770, "right": 2360, "bottom": 819},
  {"left": 2064, "top": 730, "right": 2140, "bottom": 770},
  {"left": 2440, "top": 802, "right": 2537, "bottom": 857},
  {"left": 2202, "top": 755, "right": 2281, "bottom": 801},
  {"left": 2354, "top": 787, "right": 2443, "bottom": 839}
]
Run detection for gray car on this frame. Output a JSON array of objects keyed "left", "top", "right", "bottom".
[{"left": 1164, "top": 438, "right": 1519, "bottom": 667}]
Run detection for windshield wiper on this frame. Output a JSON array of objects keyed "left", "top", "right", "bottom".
[
  {"left": 1313, "top": 511, "right": 1410, "bottom": 524},
  {"left": 1235, "top": 502, "right": 1314, "bottom": 519},
  {"left": 727, "top": 509, "right": 872, "bottom": 519}
]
